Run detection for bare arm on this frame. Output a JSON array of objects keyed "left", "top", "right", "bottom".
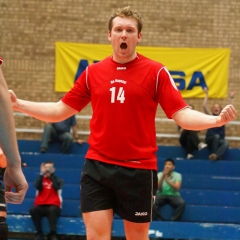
[
  {"left": 72, "top": 125, "right": 86, "bottom": 144},
  {"left": 9, "top": 90, "right": 78, "bottom": 122},
  {"left": 157, "top": 173, "right": 165, "bottom": 191},
  {"left": 0, "top": 69, "right": 20, "bottom": 166},
  {"left": 158, "top": 168, "right": 181, "bottom": 191},
  {"left": 172, "top": 106, "right": 237, "bottom": 131},
  {"left": 164, "top": 178, "right": 181, "bottom": 191},
  {"left": 230, "top": 91, "right": 235, "bottom": 105},
  {"left": 0, "top": 63, "right": 28, "bottom": 204},
  {"left": 203, "top": 87, "right": 211, "bottom": 115},
  {"left": 158, "top": 167, "right": 169, "bottom": 190},
  {"left": 72, "top": 125, "right": 79, "bottom": 140}
]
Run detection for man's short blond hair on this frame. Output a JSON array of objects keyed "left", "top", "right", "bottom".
[{"left": 108, "top": 6, "right": 143, "bottom": 34}]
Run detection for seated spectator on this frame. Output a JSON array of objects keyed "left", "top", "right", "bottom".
[
  {"left": 178, "top": 104, "right": 207, "bottom": 159},
  {"left": 40, "top": 112, "right": 85, "bottom": 154},
  {"left": 29, "top": 161, "right": 64, "bottom": 240},
  {"left": 203, "top": 88, "right": 234, "bottom": 160},
  {"left": 153, "top": 158, "right": 185, "bottom": 221}
]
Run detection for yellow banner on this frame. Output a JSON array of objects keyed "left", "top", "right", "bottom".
[{"left": 55, "top": 42, "right": 230, "bottom": 98}]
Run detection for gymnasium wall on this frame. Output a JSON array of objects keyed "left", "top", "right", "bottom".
[{"left": 1, "top": 0, "right": 239, "bottom": 146}]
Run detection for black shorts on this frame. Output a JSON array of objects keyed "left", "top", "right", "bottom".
[
  {"left": 80, "top": 159, "right": 158, "bottom": 223},
  {"left": 0, "top": 181, "right": 6, "bottom": 213}
]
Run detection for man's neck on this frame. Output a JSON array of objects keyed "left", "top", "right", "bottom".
[{"left": 112, "top": 52, "right": 137, "bottom": 64}]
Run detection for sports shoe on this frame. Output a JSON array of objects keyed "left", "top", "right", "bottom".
[
  {"left": 198, "top": 142, "right": 207, "bottom": 151},
  {"left": 187, "top": 154, "right": 194, "bottom": 159},
  {"left": 47, "top": 233, "right": 58, "bottom": 240},
  {"left": 209, "top": 153, "right": 217, "bottom": 161},
  {"left": 40, "top": 147, "right": 47, "bottom": 153},
  {"left": 34, "top": 233, "right": 44, "bottom": 240},
  {"left": 0, "top": 57, "right": 3, "bottom": 65}
]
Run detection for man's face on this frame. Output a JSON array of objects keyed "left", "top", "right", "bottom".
[{"left": 108, "top": 16, "right": 142, "bottom": 63}]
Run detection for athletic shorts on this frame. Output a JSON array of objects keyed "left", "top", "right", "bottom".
[
  {"left": 0, "top": 181, "right": 6, "bottom": 213},
  {"left": 80, "top": 159, "right": 158, "bottom": 223}
]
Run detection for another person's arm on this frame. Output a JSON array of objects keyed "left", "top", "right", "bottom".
[
  {"left": 33, "top": 163, "right": 45, "bottom": 190},
  {"left": 71, "top": 125, "right": 85, "bottom": 144},
  {"left": 157, "top": 167, "right": 169, "bottom": 190},
  {"left": 51, "top": 175, "right": 64, "bottom": 190},
  {"left": 230, "top": 91, "right": 235, "bottom": 105},
  {"left": 0, "top": 61, "right": 28, "bottom": 204},
  {"left": 34, "top": 176, "right": 44, "bottom": 190},
  {"left": 203, "top": 87, "right": 211, "bottom": 115},
  {"left": 164, "top": 176, "right": 181, "bottom": 191},
  {"left": 157, "top": 173, "right": 165, "bottom": 191},
  {"left": 72, "top": 125, "right": 79, "bottom": 140}
]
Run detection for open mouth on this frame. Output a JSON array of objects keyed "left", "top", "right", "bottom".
[{"left": 120, "top": 43, "right": 127, "bottom": 49}]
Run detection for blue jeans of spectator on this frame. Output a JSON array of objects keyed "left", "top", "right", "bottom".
[
  {"left": 205, "top": 134, "right": 229, "bottom": 159},
  {"left": 153, "top": 195, "right": 186, "bottom": 221},
  {"left": 41, "top": 124, "right": 73, "bottom": 153}
]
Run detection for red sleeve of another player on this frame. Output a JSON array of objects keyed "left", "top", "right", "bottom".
[
  {"left": 156, "top": 67, "right": 188, "bottom": 118},
  {"left": 62, "top": 69, "right": 91, "bottom": 112}
]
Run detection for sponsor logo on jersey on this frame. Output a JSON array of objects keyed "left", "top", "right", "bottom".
[{"left": 135, "top": 212, "right": 148, "bottom": 216}]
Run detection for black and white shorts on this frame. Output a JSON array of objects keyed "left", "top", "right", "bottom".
[{"left": 80, "top": 159, "right": 157, "bottom": 223}]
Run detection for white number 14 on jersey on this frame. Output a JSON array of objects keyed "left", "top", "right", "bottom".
[{"left": 110, "top": 87, "right": 125, "bottom": 103}]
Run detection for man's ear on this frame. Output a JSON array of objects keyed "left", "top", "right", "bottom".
[
  {"left": 108, "top": 31, "right": 111, "bottom": 41},
  {"left": 137, "top": 32, "right": 142, "bottom": 43}
]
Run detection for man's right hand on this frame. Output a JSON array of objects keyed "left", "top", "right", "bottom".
[
  {"left": 8, "top": 90, "right": 19, "bottom": 111},
  {"left": 4, "top": 166, "right": 28, "bottom": 204}
]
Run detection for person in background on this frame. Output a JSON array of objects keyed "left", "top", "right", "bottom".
[
  {"left": 179, "top": 104, "right": 207, "bottom": 159},
  {"left": 0, "top": 58, "right": 28, "bottom": 239},
  {"left": 40, "top": 112, "right": 85, "bottom": 154},
  {"left": 203, "top": 88, "right": 235, "bottom": 160},
  {"left": 29, "top": 161, "right": 64, "bottom": 240},
  {"left": 153, "top": 158, "right": 185, "bottom": 222}
]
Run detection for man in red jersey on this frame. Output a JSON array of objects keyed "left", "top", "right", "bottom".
[
  {"left": 0, "top": 58, "right": 28, "bottom": 239},
  {"left": 9, "top": 6, "right": 237, "bottom": 240}
]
